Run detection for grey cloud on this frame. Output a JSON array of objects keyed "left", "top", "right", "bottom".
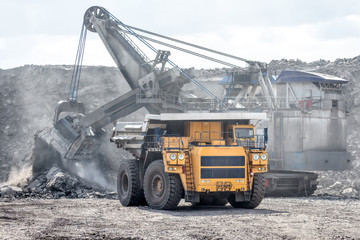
[
  {"left": 314, "top": 17, "right": 360, "bottom": 40},
  {"left": 4, "top": 0, "right": 360, "bottom": 37}
]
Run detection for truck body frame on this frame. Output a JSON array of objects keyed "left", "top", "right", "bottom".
[{"left": 112, "top": 112, "right": 268, "bottom": 209}]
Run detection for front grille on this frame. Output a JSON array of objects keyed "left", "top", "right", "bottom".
[
  {"left": 201, "top": 168, "right": 245, "bottom": 179},
  {"left": 201, "top": 156, "right": 245, "bottom": 166}
]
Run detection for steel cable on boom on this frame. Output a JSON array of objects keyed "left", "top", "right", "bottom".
[
  {"left": 68, "top": 23, "right": 87, "bottom": 103},
  {"left": 125, "top": 25, "right": 251, "bottom": 65},
  {"left": 106, "top": 11, "right": 228, "bottom": 111},
  {"left": 118, "top": 29, "right": 240, "bottom": 69}
]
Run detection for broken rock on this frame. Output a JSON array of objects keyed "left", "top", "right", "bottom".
[
  {"left": 46, "top": 167, "right": 62, "bottom": 182},
  {"left": 27, "top": 179, "right": 42, "bottom": 190},
  {"left": 0, "top": 185, "right": 23, "bottom": 196},
  {"left": 46, "top": 172, "right": 67, "bottom": 192},
  {"left": 340, "top": 188, "right": 359, "bottom": 198}
]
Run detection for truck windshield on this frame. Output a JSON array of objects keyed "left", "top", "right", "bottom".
[{"left": 235, "top": 128, "right": 254, "bottom": 138}]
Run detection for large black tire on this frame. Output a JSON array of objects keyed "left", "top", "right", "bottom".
[
  {"left": 229, "top": 173, "right": 265, "bottom": 209},
  {"left": 143, "top": 160, "right": 182, "bottom": 210},
  {"left": 117, "top": 159, "right": 144, "bottom": 206}
]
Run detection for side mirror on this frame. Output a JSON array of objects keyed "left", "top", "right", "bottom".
[{"left": 264, "top": 128, "right": 268, "bottom": 144}]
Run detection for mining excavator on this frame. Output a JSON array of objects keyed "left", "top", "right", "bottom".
[
  {"left": 32, "top": 6, "right": 350, "bottom": 208},
  {"left": 32, "top": 6, "right": 270, "bottom": 209}
]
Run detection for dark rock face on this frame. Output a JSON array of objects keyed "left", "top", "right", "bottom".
[
  {"left": 0, "top": 65, "right": 129, "bottom": 184},
  {"left": 0, "top": 65, "right": 131, "bottom": 198},
  {"left": 0, "top": 74, "right": 18, "bottom": 182}
]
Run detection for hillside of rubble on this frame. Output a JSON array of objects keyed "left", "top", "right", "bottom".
[{"left": 1, "top": 56, "right": 360, "bottom": 199}]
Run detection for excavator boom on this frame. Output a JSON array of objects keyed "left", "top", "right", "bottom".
[{"left": 31, "top": 6, "right": 217, "bottom": 172}]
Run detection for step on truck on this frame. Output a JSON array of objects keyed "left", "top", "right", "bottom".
[{"left": 111, "top": 112, "right": 268, "bottom": 210}]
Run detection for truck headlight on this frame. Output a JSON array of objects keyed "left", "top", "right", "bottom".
[
  {"left": 253, "top": 154, "right": 259, "bottom": 160},
  {"left": 261, "top": 153, "right": 267, "bottom": 160},
  {"left": 170, "top": 153, "right": 177, "bottom": 160},
  {"left": 178, "top": 153, "right": 185, "bottom": 160}
]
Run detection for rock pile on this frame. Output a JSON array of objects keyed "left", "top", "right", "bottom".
[
  {"left": 316, "top": 171, "right": 360, "bottom": 198},
  {"left": 0, "top": 167, "right": 117, "bottom": 202}
]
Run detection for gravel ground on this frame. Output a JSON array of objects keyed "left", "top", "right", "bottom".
[{"left": 0, "top": 197, "right": 359, "bottom": 240}]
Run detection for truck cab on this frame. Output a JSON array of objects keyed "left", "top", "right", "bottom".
[{"left": 226, "top": 125, "right": 256, "bottom": 147}]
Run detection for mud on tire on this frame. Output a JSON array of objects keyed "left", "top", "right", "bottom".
[
  {"left": 117, "top": 159, "right": 144, "bottom": 206},
  {"left": 143, "top": 160, "right": 182, "bottom": 210},
  {"left": 229, "top": 173, "right": 265, "bottom": 209}
]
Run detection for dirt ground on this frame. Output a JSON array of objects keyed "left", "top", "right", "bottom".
[{"left": 0, "top": 197, "right": 359, "bottom": 240}]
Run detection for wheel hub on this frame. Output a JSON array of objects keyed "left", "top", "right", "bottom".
[
  {"left": 120, "top": 172, "right": 129, "bottom": 196},
  {"left": 152, "top": 175, "right": 164, "bottom": 197}
]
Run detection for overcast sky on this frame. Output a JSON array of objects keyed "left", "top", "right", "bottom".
[{"left": 1, "top": 0, "right": 360, "bottom": 69}]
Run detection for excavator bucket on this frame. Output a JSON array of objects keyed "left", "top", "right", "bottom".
[
  {"left": 31, "top": 89, "right": 142, "bottom": 176},
  {"left": 53, "top": 100, "right": 85, "bottom": 125},
  {"left": 32, "top": 100, "right": 86, "bottom": 176}
]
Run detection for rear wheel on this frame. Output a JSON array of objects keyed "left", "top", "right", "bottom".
[
  {"left": 229, "top": 173, "right": 265, "bottom": 209},
  {"left": 117, "top": 159, "right": 144, "bottom": 206},
  {"left": 143, "top": 160, "right": 182, "bottom": 210}
]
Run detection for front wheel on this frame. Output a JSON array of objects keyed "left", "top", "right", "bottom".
[
  {"left": 143, "top": 160, "right": 182, "bottom": 210},
  {"left": 229, "top": 173, "right": 265, "bottom": 209},
  {"left": 117, "top": 159, "right": 144, "bottom": 206}
]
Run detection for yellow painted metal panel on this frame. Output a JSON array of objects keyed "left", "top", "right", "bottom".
[{"left": 190, "top": 146, "right": 251, "bottom": 192}]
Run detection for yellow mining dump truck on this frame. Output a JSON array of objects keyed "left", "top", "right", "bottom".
[{"left": 111, "top": 112, "right": 268, "bottom": 210}]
